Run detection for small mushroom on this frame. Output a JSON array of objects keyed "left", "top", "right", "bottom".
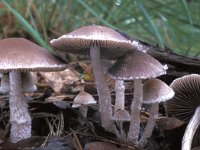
[
  {"left": 0, "top": 38, "right": 67, "bottom": 143},
  {"left": 165, "top": 74, "right": 200, "bottom": 150},
  {"left": 51, "top": 25, "right": 134, "bottom": 131},
  {"left": 112, "top": 79, "right": 130, "bottom": 141},
  {"left": 108, "top": 50, "right": 167, "bottom": 144},
  {"left": 72, "top": 91, "right": 96, "bottom": 119},
  {"left": 138, "top": 79, "right": 174, "bottom": 148}
]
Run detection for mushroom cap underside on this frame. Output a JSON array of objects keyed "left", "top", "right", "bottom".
[{"left": 165, "top": 74, "right": 200, "bottom": 122}]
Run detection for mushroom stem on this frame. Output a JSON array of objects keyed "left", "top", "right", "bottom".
[
  {"left": 138, "top": 102, "right": 159, "bottom": 148},
  {"left": 78, "top": 105, "right": 88, "bottom": 126},
  {"left": 9, "top": 71, "right": 31, "bottom": 143},
  {"left": 79, "top": 105, "right": 88, "bottom": 118},
  {"left": 90, "top": 44, "right": 114, "bottom": 131},
  {"left": 128, "top": 79, "right": 143, "bottom": 144},
  {"left": 182, "top": 106, "right": 200, "bottom": 150},
  {"left": 114, "top": 80, "right": 125, "bottom": 112}
]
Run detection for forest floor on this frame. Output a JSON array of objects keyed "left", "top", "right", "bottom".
[{"left": 0, "top": 60, "right": 195, "bottom": 150}]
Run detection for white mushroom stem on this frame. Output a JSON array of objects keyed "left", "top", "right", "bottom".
[
  {"left": 128, "top": 79, "right": 143, "bottom": 144},
  {"left": 90, "top": 44, "right": 114, "bottom": 132},
  {"left": 9, "top": 71, "right": 31, "bottom": 143},
  {"left": 138, "top": 102, "right": 159, "bottom": 147},
  {"left": 182, "top": 106, "right": 200, "bottom": 150},
  {"left": 114, "top": 80, "right": 125, "bottom": 112}
]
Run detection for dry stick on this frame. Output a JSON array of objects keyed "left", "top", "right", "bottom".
[
  {"left": 9, "top": 71, "right": 31, "bottom": 143},
  {"left": 128, "top": 79, "right": 143, "bottom": 144},
  {"left": 138, "top": 102, "right": 159, "bottom": 147},
  {"left": 90, "top": 44, "right": 114, "bottom": 132},
  {"left": 182, "top": 106, "right": 200, "bottom": 150}
]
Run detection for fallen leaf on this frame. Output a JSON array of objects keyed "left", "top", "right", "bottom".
[{"left": 39, "top": 69, "right": 80, "bottom": 93}]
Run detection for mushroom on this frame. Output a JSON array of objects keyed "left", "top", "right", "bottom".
[
  {"left": 165, "top": 74, "right": 200, "bottom": 150},
  {"left": 0, "top": 38, "right": 67, "bottom": 143},
  {"left": 0, "top": 72, "right": 37, "bottom": 94},
  {"left": 50, "top": 24, "right": 134, "bottom": 131},
  {"left": 111, "top": 79, "right": 130, "bottom": 141},
  {"left": 108, "top": 50, "right": 167, "bottom": 144},
  {"left": 138, "top": 79, "right": 174, "bottom": 148},
  {"left": 72, "top": 91, "right": 96, "bottom": 119}
]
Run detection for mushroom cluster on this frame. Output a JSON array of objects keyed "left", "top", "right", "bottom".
[
  {"left": 108, "top": 50, "right": 168, "bottom": 144},
  {"left": 0, "top": 38, "right": 67, "bottom": 143},
  {"left": 0, "top": 25, "right": 172, "bottom": 147},
  {"left": 51, "top": 25, "right": 171, "bottom": 147},
  {"left": 50, "top": 24, "right": 135, "bottom": 132}
]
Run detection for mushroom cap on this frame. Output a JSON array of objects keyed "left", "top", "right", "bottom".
[
  {"left": 0, "top": 38, "right": 67, "bottom": 72},
  {"left": 108, "top": 50, "right": 167, "bottom": 80},
  {"left": 143, "top": 79, "right": 175, "bottom": 104},
  {"left": 165, "top": 74, "right": 200, "bottom": 122},
  {"left": 50, "top": 25, "right": 134, "bottom": 59},
  {"left": 112, "top": 109, "right": 131, "bottom": 121},
  {"left": 72, "top": 91, "right": 96, "bottom": 108}
]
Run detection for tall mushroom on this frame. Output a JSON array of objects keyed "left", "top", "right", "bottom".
[
  {"left": 50, "top": 25, "right": 135, "bottom": 131},
  {"left": 138, "top": 79, "right": 174, "bottom": 147},
  {"left": 108, "top": 50, "right": 167, "bottom": 144},
  {"left": 0, "top": 38, "right": 67, "bottom": 143},
  {"left": 165, "top": 74, "right": 200, "bottom": 150}
]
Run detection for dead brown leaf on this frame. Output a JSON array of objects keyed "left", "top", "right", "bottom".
[{"left": 39, "top": 69, "right": 80, "bottom": 93}]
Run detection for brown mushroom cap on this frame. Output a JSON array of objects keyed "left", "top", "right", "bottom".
[
  {"left": 143, "top": 79, "right": 175, "bottom": 104},
  {"left": 165, "top": 74, "right": 200, "bottom": 122},
  {"left": 0, "top": 38, "right": 67, "bottom": 72},
  {"left": 108, "top": 50, "right": 167, "bottom": 80},
  {"left": 50, "top": 24, "right": 134, "bottom": 59}
]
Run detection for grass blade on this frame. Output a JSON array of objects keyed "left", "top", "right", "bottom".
[{"left": 135, "top": 0, "right": 165, "bottom": 48}]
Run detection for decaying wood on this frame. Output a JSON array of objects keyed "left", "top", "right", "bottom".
[{"left": 147, "top": 47, "right": 200, "bottom": 77}]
